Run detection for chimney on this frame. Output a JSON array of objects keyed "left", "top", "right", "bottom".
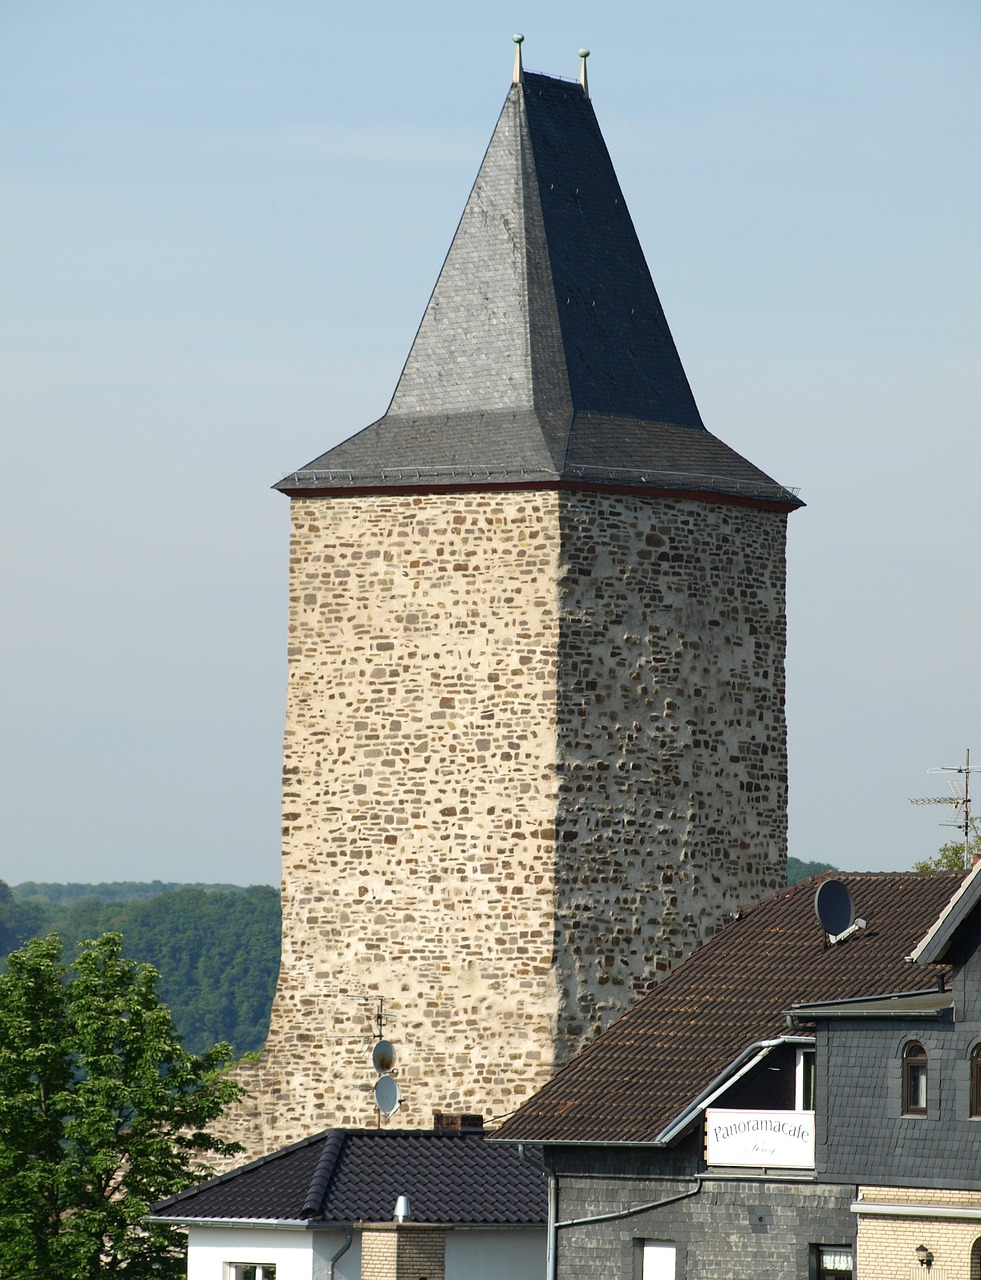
[{"left": 432, "top": 1111, "right": 483, "bottom": 1134}]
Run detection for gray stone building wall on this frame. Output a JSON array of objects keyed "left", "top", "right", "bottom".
[
  {"left": 227, "top": 485, "right": 790, "bottom": 1157},
  {"left": 548, "top": 1146, "right": 855, "bottom": 1280}
]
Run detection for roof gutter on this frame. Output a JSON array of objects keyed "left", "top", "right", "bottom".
[
  {"left": 786, "top": 988, "right": 950, "bottom": 1023},
  {"left": 145, "top": 1216, "right": 315, "bottom": 1231},
  {"left": 655, "top": 1037, "right": 814, "bottom": 1146},
  {"left": 851, "top": 1200, "right": 981, "bottom": 1222}
]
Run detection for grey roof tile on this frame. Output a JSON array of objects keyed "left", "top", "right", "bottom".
[{"left": 150, "top": 1129, "right": 545, "bottom": 1226}]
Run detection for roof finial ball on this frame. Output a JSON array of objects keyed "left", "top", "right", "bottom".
[
  {"left": 578, "top": 47, "right": 590, "bottom": 98},
  {"left": 512, "top": 33, "right": 524, "bottom": 86}
]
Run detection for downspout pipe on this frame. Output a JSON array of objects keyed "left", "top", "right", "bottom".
[
  {"left": 546, "top": 1173, "right": 558, "bottom": 1280},
  {"left": 547, "top": 1175, "right": 702, "bottom": 1280},
  {"left": 327, "top": 1223, "right": 354, "bottom": 1280}
]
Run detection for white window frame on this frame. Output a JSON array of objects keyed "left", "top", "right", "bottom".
[{"left": 795, "top": 1046, "right": 816, "bottom": 1111}]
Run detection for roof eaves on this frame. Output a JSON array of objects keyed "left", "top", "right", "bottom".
[
  {"left": 654, "top": 1036, "right": 813, "bottom": 1147},
  {"left": 910, "top": 860, "right": 981, "bottom": 964},
  {"left": 149, "top": 1127, "right": 333, "bottom": 1214},
  {"left": 145, "top": 1216, "right": 316, "bottom": 1231},
  {"left": 788, "top": 987, "right": 950, "bottom": 1019}
]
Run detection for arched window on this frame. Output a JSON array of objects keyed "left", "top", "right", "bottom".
[
  {"left": 903, "top": 1041, "right": 928, "bottom": 1115},
  {"left": 971, "top": 1045, "right": 981, "bottom": 1118},
  {"left": 970, "top": 1235, "right": 981, "bottom": 1280}
]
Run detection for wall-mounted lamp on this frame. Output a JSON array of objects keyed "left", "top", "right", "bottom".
[{"left": 915, "top": 1245, "right": 934, "bottom": 1268}]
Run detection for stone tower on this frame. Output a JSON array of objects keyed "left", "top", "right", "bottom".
[{"left": 235, "top": 59, "right": 801, "bottom": 1156}]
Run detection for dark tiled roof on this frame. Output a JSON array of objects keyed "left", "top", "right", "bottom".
[
  {"left": 277, "top": 73, "right": 799, "bottom": 510},
  {"left": 495, "top": 873, "right": 965, "bottom": 1146},
  {"left": 150, "top": 1129, "right": 545, "bottom": 1226}
]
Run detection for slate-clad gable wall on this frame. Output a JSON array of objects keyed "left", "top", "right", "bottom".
[
  {"left": 820, "top": 1004, "right": 981, "bottom": 1189},
  {"left": 955, "top": 941, "right": 981, "bottom": 1023},
  {"left": 223, "top": 485, "right": 789, "bottom": 1157}
]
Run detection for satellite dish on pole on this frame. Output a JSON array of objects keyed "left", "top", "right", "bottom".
[
  {"left": 372, "top": 1040, "right": 397, "bottom": 1074},
  {"left": 374, "top": 1075, "right": 401, "bottom": 1118},
  {"left": 814, "top": 879, "right": 855, "bottom": 938}
]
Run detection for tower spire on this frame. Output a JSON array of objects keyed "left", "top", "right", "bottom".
[
  {"left": 512, "top": 33, "right": 524, "bottom": 85},
  {"left": 578, "top": 47, "right": 589, "bottom": 98},
  {"left": 277, "top": 67, "right": 800, "bottom": 512}
]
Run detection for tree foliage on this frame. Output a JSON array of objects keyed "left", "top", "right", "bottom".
[
  {"left": 13, "top": 881, "right": 251, "bottom": 907},
  {"left": 913, "top": 839, "right": 979, "bottom": 873},
  {"left": 3, "top": 883, "right": 281, "bottom": 1057},
  {"left": 0, "top": 933, "right": 243, "bottom": 1279},
  {"left": 786, "top": 857, "right": 837, "bottom": 885}
]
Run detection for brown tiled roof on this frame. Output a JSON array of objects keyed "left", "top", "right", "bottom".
[
  {"left": 495, "top": 873, "right": 964, "bottom": 1146},
  {"left": 149, "top": 1128, "right": 545, "bottom": 1226}
]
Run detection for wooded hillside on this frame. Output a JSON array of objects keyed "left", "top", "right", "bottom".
[
  {"left": 1, "top": 882, "right": 280, "bottom": 1057},
  {"left": 0, "top": 864, "right": 831, "bottom": 1057}
]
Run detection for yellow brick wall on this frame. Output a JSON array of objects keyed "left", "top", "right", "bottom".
[{"left": 856, "top": 1193, "right": 981, "bottom": 1280}]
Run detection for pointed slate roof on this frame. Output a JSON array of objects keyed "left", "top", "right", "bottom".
[
  {"left": 493, "top": 872, "right": 965, "bottom": 1147},
  {"left": 277, "top": 71, "right": 800, "bottom": 509}
]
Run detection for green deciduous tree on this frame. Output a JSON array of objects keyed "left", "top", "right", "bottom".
[
  {"left": 913, "top": 839, "right": 981, "bottom": 872},
  {"left": 787, "top": 857, "right": 838, "bottom": 885},
  {"left": 0, "top": 880, "right": 46, "bottom": 957},
  {"left": 0, "top": 933, "right": 244, "bottom": 1279}
]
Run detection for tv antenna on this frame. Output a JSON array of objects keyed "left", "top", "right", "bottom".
[
  {"left": 368, "top": 996, "right": 400, "bottom": 1126},
  {"left": 909, "top": 748, "right": 980, "bottom": 870}
]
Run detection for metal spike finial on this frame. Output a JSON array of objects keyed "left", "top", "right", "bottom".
[
  {"left": 578, "top": 47, "right": 590, "bottom": 97},
  {"left": 512, "top": 34, "right": 524, "bottom": 85}
]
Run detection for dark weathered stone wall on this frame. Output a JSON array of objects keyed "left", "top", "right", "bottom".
[{"left": 553, "top": 491, "right": 789, "bottom": 1050}]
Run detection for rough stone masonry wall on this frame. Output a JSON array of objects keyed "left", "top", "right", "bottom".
[
  {"left": 226, "top": 487, "right": 789, "bottom": 1159},
  {"left": 241, "top": 490, "right": 565, "bottom": 1154},
  {"left": 552, "top": 490, "right": 789, "bottom": 1053}
]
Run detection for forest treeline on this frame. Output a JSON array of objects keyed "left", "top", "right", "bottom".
[
  {"left": 0, "top": 862, "right": 828, "bottom": 1057},
  {"left": 0, "top": 881, "right": 280, "bottom": 1058}
]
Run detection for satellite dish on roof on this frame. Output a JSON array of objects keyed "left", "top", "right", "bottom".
[
  {"left": 814, "top": 879, "right": 855, "bottom": 937},
  {"left": 374, "top": 1075, "right": 401, "bottom": 1118},
  {"left": 372, "top": 1040, "right": 396, "bottom": 1074}
]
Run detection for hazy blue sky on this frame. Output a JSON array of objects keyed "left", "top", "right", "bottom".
[{"left": 2, "top": 2, "right": 979, "bottom": 886}]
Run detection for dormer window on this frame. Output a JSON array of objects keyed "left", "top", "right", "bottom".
[{"left": 902, "top": 1042, "right": 927, "bottom": 1115}]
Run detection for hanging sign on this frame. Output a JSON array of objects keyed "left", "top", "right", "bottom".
[{"left": 705, "top": 1109, "right": 815, "bottom": 1169}]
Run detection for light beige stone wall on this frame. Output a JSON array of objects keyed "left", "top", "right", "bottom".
[
  {"left": 225, "top": 487, "right": 789, "bottom": 1157},
  {"left": 249, "top": 490, "right": 564, "bottom": 1151}
]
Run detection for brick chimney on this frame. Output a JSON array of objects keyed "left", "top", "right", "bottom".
[{"left": 432, "top": 1111, "right": 483, "bottom": 1134}]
